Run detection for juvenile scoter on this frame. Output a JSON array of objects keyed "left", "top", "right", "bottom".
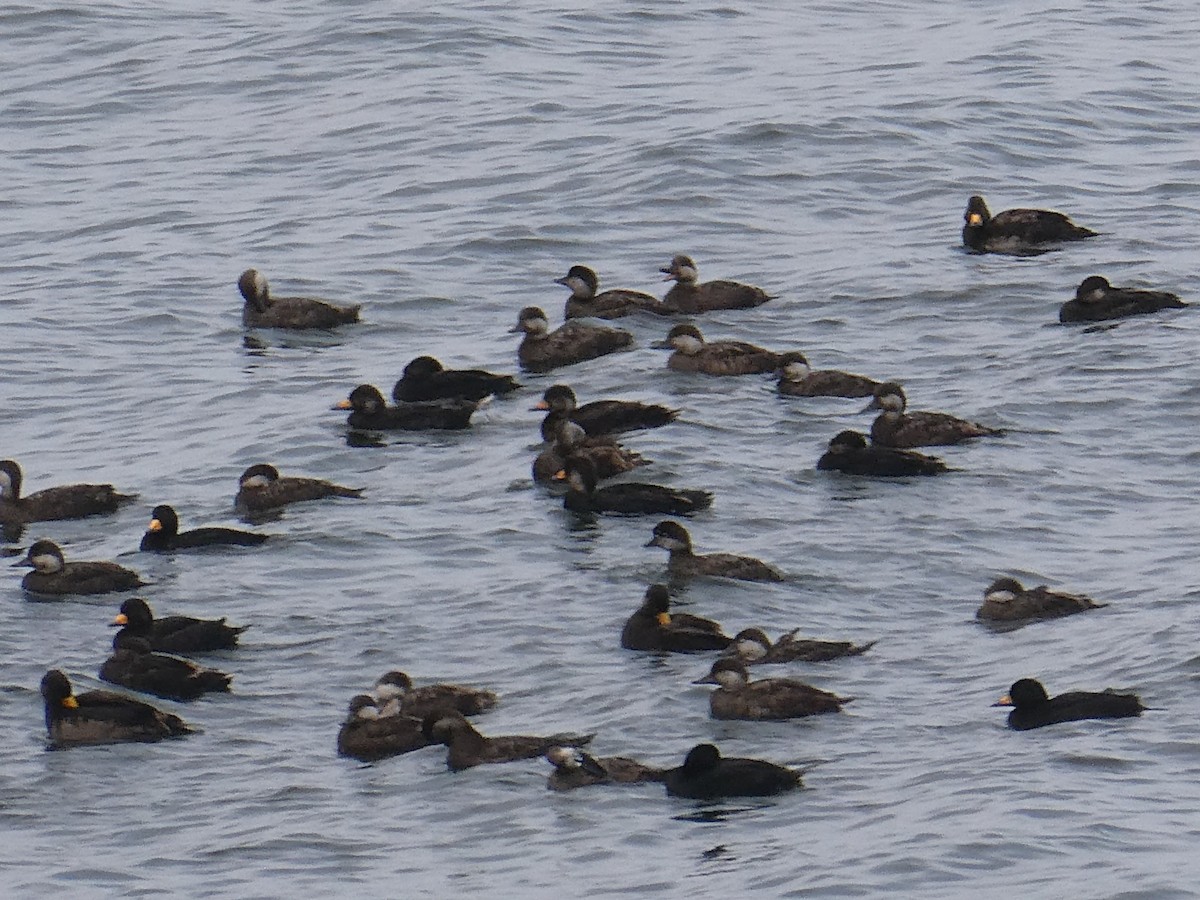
[
  {"left": 726, "top": 627, "right": 876, "bottom": 664},
  {"left": 659, "top": 256, "right": 773, "bottom": 313},
  {"left": 336, "top": 695, "right": 432, "bottom": 762},
  {"left": 545, "top": 746, "right": 665, "bottom": 790},
  {"left": 993, "top": 678, "right": 1147, "bottom": 731},
  {"left": 976, "top": 577, "right": 1106, "bottom": 623},
  {"left": 0, "top": 459, "right": 136, "bottom": 540},
  {"left": 510, "top": 306, "right": 634, "bottom": 373},
  {"left": 657, "top": 324, "right": 786, "bottom": 376},
  {"left": 1059, "top": 275, "right": 1187, "bottom": 324},
  {"left": 422, "top": 710, "right": 595, "bottom": 772},
  {"left": 14, "top": 540, "right": 146, "bottom": 596},
  {"left": 239, "top": 268, "right": 360, "bottom": 329},
  {"left": 372, "top": 670, "right": 498, "bottom": 720},
  {"left": 961, "top": 195, "right": 1097, "bottom": 255},
  {"left": 775, "top": 352, "right": 881, "bottom": 398},
  {"left": 693, "top": 658, "right": 851, "bottom": 720},
  {"left": 557, "top": 265, "right": 669, "bottom": 320},
  {"left": 817, "top": 430, "right": 949, "bottom": 476},
  {"left": 40, "top": 669, "right": 192, "bottom": 747},
  {"left": 532, "top": 420, "right": 647, "bottom": 484},
  {"left": 646, "top": 520, "right": 783, "bottom": 582},
  {"left": 235, "top": 463, "right": 363, "bottom": 515},
  {"left": 866, "top": 384, "right": 1003, "bottom": 448},
  {"left": 140, "top": 504, "right": 268, "bottom": 552}
]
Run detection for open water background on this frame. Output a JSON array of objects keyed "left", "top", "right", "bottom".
[{"left": 3, "top": 2, "right": 1200, "bottom": 897}]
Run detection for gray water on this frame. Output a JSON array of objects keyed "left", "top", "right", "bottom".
[{"left": 4, "top": 2, "right": 1200, "bottom": 897}]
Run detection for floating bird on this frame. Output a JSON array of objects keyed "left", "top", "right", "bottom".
[
  {"left": 560, "top": 457, "right": 712, "bottom": 516},
  {"left": 620, "top": 584, "right": 732, "bottom": 653},
  {"left": 725, "top": 627, "right": 876, "bottom": 664},
  {"left": 961, "top": 195, "right": 1097, "bottom": 255},
  {"left": 14, "top": 540, "right": 145, "bottom": 597},
  {"left": 535, "top": 384, "right": 679, "bottom": 441},
  {"left": 239, "top": 268, "right": 360, "bottom": 328},
  {"left": 693, "top": 659, "right": 851, "bottom": 720},
  {"left": 659, "top": 255, "right": 773, "bottom": 313},
  {"left": 111, "top": 596, "right": 247, "bottom": 654},
  {"left": 866, "top": 384, "right": 1003, "bottom": 448},
  {"left": 662, "top": 743, "right": 801, "bottom": 799},
  {"left": 646, "top": 520, "right": 783, "bottom": 582},
  {"left": 99, "top": 633, "right": 232, "bottom": 702},
  {"left": 510, "top": 306, "right": 633, "bottom": 372},
  {"left": 1059, "top": 276, "right": 1186, "bottom": 324},
  {"left": 545, "top": 746, "right": 665, "bottom": 790},
  {"left": 336, "top": 695, "right": 432, "bottom": 762},
  {"left": 335, "top": 384, "right": 479, "bottom": 431},
  {"left": 0, "top": 459, "right": 135, "bottom": 541},
  {"left": 422, "top": 710, "right": 595, "bottom": 772},
  {"left": 533, "top": 420, "right": 647, "bottom": 484},
  {"left": 993, "top": 678, "right": 1147, "bottom": 731},
  {"left": 775, "top": 352, "right": 881, "bottom": 398},
  {"left": 657, "top": 324, "right": 786, "bottom": 376},
  {"left": 235, "top": 464, "right": 363, "bottom": 516},
  {"left": 976, "top": 578, "right": 1106, "bottom": 623},
  {"left": 817, "top": 430, "right": 949, "bottom": 476},
  {"left": 392, "top": 356, "right": 521, "bottom": 403},
  {"left": 40, "top": 669, "right": 192, "bottom": 748},
  {"left": 557, "top": 265, "right": 668, "bottom": 320},
  {"left": 140, "top": 504, "right": 268, "bottom": 552},
  {"left": 371, "top": 671, "right": 497, "bottom": 720}
]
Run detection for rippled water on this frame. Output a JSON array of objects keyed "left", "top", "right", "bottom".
[{"left": 4, "top": 2, "right": 1200, "bottom": 896}]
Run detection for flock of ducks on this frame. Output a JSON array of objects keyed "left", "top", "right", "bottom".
[{"left": 12, "top": 194, "right": 1180, "bottom": 799}]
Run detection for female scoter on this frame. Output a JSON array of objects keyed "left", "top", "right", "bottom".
[
  {"left": 976, "top": 577, "right": 1106, "bottom": 623},
  {"left": 535, "top": 384, "right": 679, "bottom": 441},
  {"left": 657, "top": 324, "right": 786, "bottom": 376},
  {"left": 422, "top": 710, "right": 595, "bottom": 772},
  {"left": 557, "top": 265, "right": 669, "bottom": 320},
  {"left": 817, "top": 430, "right": 949, "bottom": 476},
  {"left": 993, "top": 678, "right": 1146, "bottom": 731},
  {"left": 560, "top": 457, "right": 712, "bottom": 516},
  {"left": 371, "top": 671, "right": 498, "bottom": 720},
  {"left": 235, "top": 463, "right": 363, "bottom": 515},
  {"left": 99, "top": 633, "right": 232, "bottom": 702},
  {"left": 532, "top": 420, "right": 647, "bottom": 484},
  {"left": 40, "top": 669, "right": 192, "bottom": 747},
  {"left": 239, "top": 268, "right": 360, "bottom": 329},
  {"left": 510, "top": 306, "right": 633, "bottom": 373},
  {"left": 866, "top": 384, "right": 1003, "bottom": 448},
  {"left": 961, "top": 195, "right": 1097, "bottom": 255},
  {"left": 659, "top": 256, "right": 773, "bottom": 313},
  {"left": 1059, "top": 276, "right": 1186, "bottom": 324},
  {"left": 775, "top": 352, "right": 881, "bottom": 398},
  {"left": 111, "top": 596, "right": 247, "bottom": 654},
  {"left": 1, "top": 459, "right": 136, "bottom": 540},
  {"left": 140, "top": 504, "right": 268, "bottom": 552},
  {"left": 663, "top": 743, "right": 801, "bottom": 799},
  {"left": 14, "top": 540, "right": 146, "bottom": 596},
  {"left": 335, "top": 384, "right": 479, "bottom": 431},
  {"left": 646, "top": 520, "right": 783, "bottom": 582},
  {"left": 693, "top": 658, "right": 851, "bottom": 721},
  {"left": 726, "top": 627, "right": 876, "bottom": 664},
  {"left": 392, "top": 355, "right": 521, "bottom": 403},
  {"left": 545, "top": 746, "right": 665, "bottom": 790},
  {"left": 620, "top": 584, "right": 732, "bottom": 652},
  {"left": 336, "top": 695, "right": 432, "bottom": 762}
]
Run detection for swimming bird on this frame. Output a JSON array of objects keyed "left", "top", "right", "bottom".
[
  {"left": 560, "top": 457, "right": 713, "bottom": 516},
  {"left": 532, "top": 420, "right": 648, "bottom": 484},
  {"left": 1059, "top": 276, "right": 1187, "bottom": 324},
  {"left": 620, "top": 584, "right": 732, "bottom": 652},
  {"left": 693, "top": 658, "right": 851, "bottom": 720},
  {"left": 976, "top": 577, "right": 1106, "bottom": 623},
  {"left": 659, "top": 256, "right": 773, "bottom": 313},
  {"left": 775, "top": 352, "right": 881, "bottom": 398},
  {"left": 557, "top": 265, "right": 669, "bottom": 319},
  {"left": 993, "top": 678, "right": 1147, "bottom": 731},
  {"left": 111, "top": 596, "right": 247, "bottom": 654},
  {"left": 371, "top": 671, "right": 498, "bottom": 720},
  {"left": 140, "top": 504, "right": 268, "bottom": 552},
  {"left": 662, "top": 743, "right": 801, "bottom": 799},
  {"left": 0, "top": 459, "right": 136, "bottom": 541},
  {"left": 14, "top": 540, "right": 146, "bottom": 596},
  {"left": 336, "top": 695, "right": 432, "bottom": 762},
  {"left": 392, "top": 356, "right": 521, "bottom": 403},
  {"left": 961, "top": 195, "right": 1097, "bottom": 254},
  {"left": 99, "top": 633, "right": 232, "bottom": 702},
  {"left": 510, "top": 306, "right": 634, "bottom": 372},
  {"left": 239, "top": 268, "right": 360, "bottom": 329},
  {"left": 535, "top": 384, "right": 679, "bottom": 441},
  {"left": 657, "top": 324, "right": 786, "bottom": 376},
  {"left": 646, "top": 520, "right": 783, "bottom": 582},
  {"left": 40, "top": 669, "right": 193, "bottom": 747},
  {"left": 817, "top": 430, "right": 949, "bottom": 476},
  {"left": 422, "top": 710, "right": 595, "bottom": 772},
  {"left": 336, "top": 384, "right": 479, "bottom": 431},
  {"left": 726, "top": 627, "right": 876, "bottom": 664},
  {"left": 235, "top": 464, "right": 363, "bottom": 515},
  {"left": 866, "top": 384, "right": 1003, "bottom": 448},
  {"left": 545, "top": 746, "right": 665, "bottom": 790}
]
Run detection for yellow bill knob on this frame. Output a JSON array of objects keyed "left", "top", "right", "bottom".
[
  {"left": 148, "top": 518, "right": 163, "bottom": 532},
  {"left": 656, "top": 612, "right": 671, "bottom": 626}
]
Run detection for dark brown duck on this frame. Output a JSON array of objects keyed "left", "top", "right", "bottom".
[
  {"left": 235, "top": 463, "right": 363, "bottom": 515},
  {"left": 620, "top": 584, "right": 732, "bottom": 653},
  {"left": 726, "top": 627, "right": 876, "bottom": 664},
  {"left": 545, "top": 746, "right": 665, "bottom": 790},
  {"left": 239, "top": 268, "right": 360, "bottom": 329},
  {"left": 659, "top": 255, "right": 773, "bottom": 313},
  {"left": 392, "top": 355, "right": 521, "bottom": 403},
  {"left": 658, "top": 324, "right": 786, "bottom": 376},
  {"left": 663, "top": 743, "right": 801, "bottom": 799},
  {"left": 975, "top": 577, "right": 1106, "bottom": 623},
  {"left": 14, "top": 540, "right": 146, "bottom": 597},
  {"left": 866, "top": 384, "right": 1003, "bottom": 448},
  {"left": 336, "top": 695, "right": 433, "bottom": 762},
  {"left": 561, "top": 457, "right": 712, "bottom": 516},
  {"left": 817, "top": 430, "right": 949, "bottom": 476},
  {"left": 535, "top": 384, "right": 679, "bottom": 441},
  {"left": 775, "top": 352, "right": 881, "bottom": 398},
  {"left": 1059, "top": 275, "right": 1186, "bottom": 324},
  {"left": 646, "top": 520, "right": 783, "bottom": 582},
  {"left": 372, "top": 671, "right": 498, "bottom": 720},
  {"left": 423, "top": 709, "right": 595, "bottom": 772},
  {"left": 693, "top": 658, "right": 851, "bottom": 721},
  {"left": 510, "top": 306, "right": 633, "bottom": 373},
  {"left": 0, "top": 459, "right": 136, "bottom": 540},
  {"left": 558, "top": 265, "right": 669, "bottom": 319},
  {"left": 99, "top": 633, "right": 232, "bottom": 702},
  {"left": 532, "top": 420, "right": 648, "bottom": 484},
  {"left": 336, "top": 384, "right": 479, "bottom": 431}
]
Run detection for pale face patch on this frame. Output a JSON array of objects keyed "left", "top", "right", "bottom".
[
  {"left": 240, "top": 474, "right": 271, "bottom": 490},
  {"left": 671, "top": 334, "right": 704, "bottom": 355},
  {"left": 984, "top": 590, "right": 1016, "bottom": 604},
  {"left": 31, "top": 550, "right": 64, "bottom": 574},
  {"left": 735, "top": 638, "right": 768, "bottom": 660},
  {"left": 781, "top": 361, "right": 811, "bottom": 381}
]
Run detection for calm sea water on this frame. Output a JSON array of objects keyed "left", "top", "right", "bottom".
[{"left": 4, "top": 2, "right": 1200, "bottom": 897}]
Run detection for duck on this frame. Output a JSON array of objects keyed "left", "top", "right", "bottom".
[
  {"left": 866, "top": 384, "right": 1003, "bottom": 448},
  {"left": 40, "top": 669, "right": 193, "bottom": 747},
  {"left": 645, "top": 520, "right": 783, "bottom": 582},
  {"left": 545, "top": 746, "right": 666, "bottom": 790},
  {"left": 775, "top": 352, "right": 881, "bottom": 398},
  {"left": 99, "top": 633, "right": 232, "bottom": 702},
  {"left": 235, "top": 463, "right": 363, "bottom": 515},
  {"left": 510, "top": 306, "right": 634, "bottom": 373},
  {"left": 371, "top": 671, "right": 498, "bottom": 720},
  {"left": 14, "top": 540, "right": 146, "bottom": 596},
  {"left": 817, "top": 430, "right": 949, "bottom": 476},
  {"left": 557, "top": 265, "right": 669, "bottom": 320},
  {"left": 336, "top": 695, "right": 432, "bottom": 762},
  {"left": 620, "top": 584, "right": 732, "bottom": 652},
  {"left": 993, "top": 678, "right": 1147, "bottom": 731},
  {"left": 1059, "top": 275, "right": 1187, "bottom": 324},
  {"left": 657, "top": 324, "right": 786, "bottom": 376},
  {"left": 693, "top": 658, "right": 851, "bottom": 720},
  {"left": 140, "top": 504, "right": 268, "bottom": 552},
  {"left": 976, "top": 577, "right": 1106, "bottom": 623},
  {"left": 392, "top": 355, "right": 521, "bottom": 403},
  {"left": 659, "top": 256, "right": 773, "bottom": 313},
  {"left": 663, "top": 743, "right": 801, "bottom": 799},
  {"left": 532, "top": 420, "right": 648, "bottom": 484},
  {"left": 560, "top": 456, "right": 713, "bottom": 516},
  {"left": 0, "top": 459, "right": 136, "bottom": 541},
  {"left": 111, "top": 596, "right": 247, "bottom": 654},
  {"left": 726, "top": 627, "right": 876, "bottom": 664},
  {"left": 335, "top": 384, "right": 479, "bottom": 431},
  {"left": 535, "top": 384, "right": 679, "bottom": 441},
  {"left": 422, "top": 709, "right": 595, "bottom": 772},
  {"left": 238, "top": 268, "right": 360, "bottom": 329},
  {"left": 961, "top": 195, "right": 1097, "bottom": 254}
]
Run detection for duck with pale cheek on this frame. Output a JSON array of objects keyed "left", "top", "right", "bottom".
[
  {"left": 336, "top": 695, "right": 433, "bottom": 762},
  {"left": 1059, "top": 275, "right": 1186, "bottom": 324},
  {"left": 865, "top": 383, "right": 1003, "bottom": 448},
  {"left": 545, "top": 746, "right": 666, "bottom": 790},
  {"left": 0, "top": 459, "right": 136, "bottom": 541},
  {"left": 557, "top": 265, "right": 669, "bottom": 320},
  {"left": 693, "top": 658, "right": 851, "bottom": 721},
  {"left": 140, "top": 504, "right": 268, "bottom": 552},
  {"left": 14, "top": 540, "right": 146, "bottom": 597},
  {"left": 646, "top": 520, "right": 783, "bottom": 582},
  {"left": 656, "top": 324, "right": 789, "bottom": 376},
  {"left": 238, "top": 268, "right": 360, "bottom": 329},
  {"left": 775, "top": 352, "right": 881, "bottom": 399},
  {"left": 371, "top": 670, "right": 498, "bottom": 720},
  {"left": 422, "top": 709, "right": 595, "bottom": 772},
  {"left": 961, "top": 195, "right": 1097, "bottom": 255},
  {"left": 392, "top": 355, "right": 521, "bottom": 403},
  {"left": 535, "top": 383, "right": 679, "bottom": 441},
  {"left": 658, "top": 255, "right": 773, "bottom": 313},
  {"left": 975, "top": 577, "right": 1106, "bottom": 623},
  {"left": 510, "top": 306, "right": 633, "bottom": 373},
  {"left": 235, "top": 463, "right": 363, "bottom": 515},
  {"left": 993, "top": 678, "right": 1146, "bottom": 731},
  {"left": 40, "top": 669, "right": 193, "bottom": 748},
  {"left": 620, "top": 584, "right": 731, "bottom": 653},
  {"left": 726, "top": 627, "right": 876, "bottom": 665},
  {"left": 817, "top": 430, "right": 949, "bottom": 477},
  {"left": 663, "top": 743, "right": 802, "bottom": 799}
]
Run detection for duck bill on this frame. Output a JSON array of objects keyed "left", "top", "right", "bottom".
[
  {"left": 333, "top": 399, "right": 353, "bottom": 410},
  {"left": 967, "top": 213, "right": 984, "bottom": 226},
  {"left": 11, "top": 557, "right": 34, "bottom": 568},
  {"left": 859, "top": 399, "right": 881, "bottom": 413},
  {"left": 62, "top": 697, "right": 79, "bottom": 709},
  {"left": 147, "top": 519, "right": 163, "bottom": 533},
  {"left": 650, "top": 339, "right": 675, "bottom": 350},
  {"left": 110, "top": 613, "right": 128, "bottom": 627},
  {"left": 991, "top": 695, "right": 1014, "bottom": 708},
  {"left": 645, "top": 536, "right": 665, "bottom": 548},
  {"left": 553, "top": 276, "right": 570, "bottom": 286},
  {"left": 691, "top": 674, "right": 719, "bottom": 685},
  {"left": 532, "top": 401, "right": 550, "bottom": 411},
  {"left": 551, "top": 469, "right": 567, "bottom": 482},
  {"left": 655, "top": 612, "right": 671, "bottom": 626}
]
